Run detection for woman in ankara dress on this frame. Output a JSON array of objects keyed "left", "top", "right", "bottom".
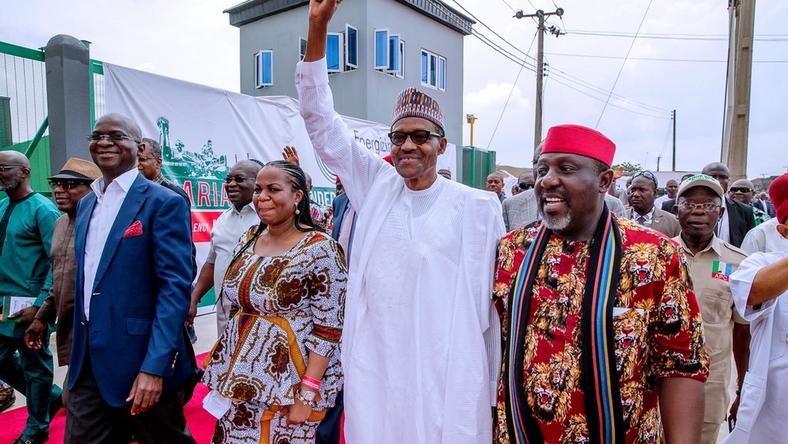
[{"left": 203, "top": 160, "right": 347, "bottom": 444}]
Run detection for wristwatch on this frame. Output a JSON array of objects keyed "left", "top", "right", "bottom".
[{"left": 297, "top": 388, "right": 317, "bottom": 408}]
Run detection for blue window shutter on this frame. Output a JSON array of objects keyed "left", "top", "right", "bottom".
[
  {"left": 327, "top": 33, "right": 342, "bottom": 72},
  {"left": 429, "top": 54, "right": 437, "bottom": 87},
  {"left": 438, "top": 56, "right": 446, "bottom": 90},
  {"left": 388, "top": 35, "right": 400, "bottom": 72},
  {"left": 420, "top": 50, "right": 428, "bottom": 84},
  {"left": 375, "top": 29, "right": 389, "bottom": 70},
  {"left": 345, "top": 25, "right": 358, "bottom": 68},
  {"left": 261, "top": 50, "right": 273, "bottom": 86}
]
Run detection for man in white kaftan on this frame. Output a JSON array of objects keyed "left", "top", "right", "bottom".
[{"left": 295, "top": 2, "right": 505, "bottom": 442}]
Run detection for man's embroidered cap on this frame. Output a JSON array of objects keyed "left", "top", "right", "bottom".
[
  {"left": 542, "top": 124, "right": 616, "bottom": 167},
  {"left": 392, "top": 88, "right": 445, "bottom": 134}
]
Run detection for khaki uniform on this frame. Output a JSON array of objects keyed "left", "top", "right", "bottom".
[{"left": 675, "top": 235, "right": 748, "bottom": 444}]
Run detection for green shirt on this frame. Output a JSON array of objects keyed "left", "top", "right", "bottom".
[{"left": 0, "top": 192, "right": 60, "bottom": 337}]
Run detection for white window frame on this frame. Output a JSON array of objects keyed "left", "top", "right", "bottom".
[
  {"left": 345, "top": 24, "right": 358, "bottom": 69},
  {"left": 420, "top": 49, "right": 444, "bottom": 89},
  {"left": 374, "top": 29, "right": 390, "bottom": 70},
  {"left": 438, "top": 56, "right": 447, "bottom": 91},
  {"left": 298, "top": 37, "right": 307, "bottom": 61},
  {"left": 255, "top": 50, "right": 273, "bottom": 88},
  {"left": 326, "top": 32, "right": 344, "bottom": 73},
  {"left": 397, "top": 39, "right": 406, "bottom": 79}
]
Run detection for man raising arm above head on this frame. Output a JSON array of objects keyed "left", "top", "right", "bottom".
[{"left": 297, "top": 1, "right": 506, "bottom": 442}]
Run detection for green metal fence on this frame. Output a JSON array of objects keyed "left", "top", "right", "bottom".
[{"left": 461, "top": 145, "right": 496, "bottom": 190}]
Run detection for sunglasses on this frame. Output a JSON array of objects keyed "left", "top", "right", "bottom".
[
  {"left": 729, "top": 187, "right": 751, "bottom": 193},
  {"left": 632, "top": 170, "right": 657, "bottom": 185},
  {"left": 224, "top": 175, "right": 249, "bottom": 184},
  {"left": 49, "top": 179, "right": 91, "bottom": 190},
  {"left": 388, "top": 130, "right": 443, "bottom": 146}
]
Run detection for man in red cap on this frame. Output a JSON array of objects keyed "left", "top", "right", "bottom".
[
  {"left": 724, "top": 173, "right": 788, "bottom": 443},
  {"left": 494, "top": 124, "right": 709, "bottom": 443}
]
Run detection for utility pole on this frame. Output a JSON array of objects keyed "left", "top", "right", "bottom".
[
  {"left": 721, "top": 0, "right": 756, "bottom": 180},
  {"left": 515, "top": 7, "right": 564, "bottom": 154},
  {"left": 657, "top": 155, "right": 662, "bottom": 172},
  {"left": 466, "top": 114, "right": 478, "bottom": 147},
  {"left": 671, "top": 109, "right": 677, "bottom": 171}
]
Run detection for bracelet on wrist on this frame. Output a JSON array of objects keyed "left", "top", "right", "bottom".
[{"left": 301, "top": 375, "right": 321, "bottom": 391}]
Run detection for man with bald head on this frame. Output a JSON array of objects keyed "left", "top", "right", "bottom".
[
  {"left": 487, "top": 172, "right": 506, "bottom": 202},
  {"left": 0, "top": 150, "right": 61, "bottom": 443},
  {"left": 66, "top": 113, "right": 196, "bottom": 443},
  {"left": 729, "top": 178, "right": 770, "bottom": 225},
  {"left": 189, "top": 159, "right": 261, "bottom": 336},
  {"left": 702, "top": 162, "right": 755, "bottom": 247}
]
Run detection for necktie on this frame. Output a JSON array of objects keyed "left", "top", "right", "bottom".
[{"left": 636, "top": 215, "right": 647, "bottom": 225}]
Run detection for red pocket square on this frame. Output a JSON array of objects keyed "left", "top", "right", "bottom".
[{"left": 123, "top": 220, "right": 143, "bottom": 238}]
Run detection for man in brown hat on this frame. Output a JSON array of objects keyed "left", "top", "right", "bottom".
[{"left": 24, "top": 158, "right": 101, "bottom": 407}]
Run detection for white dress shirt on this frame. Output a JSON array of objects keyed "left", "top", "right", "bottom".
[
  {"left": 204, "top": 203, "right": 259, "bottom": 327},
  {"left": 724, "top": 251, "right": 788, "bottom": 443},
  {"left": 83, "top": 169, "right": 139, "bottom": 320},
  {"left": 629, "top": 205, "right": 656, "bottom": 225},
  {"left": 740, "top": 217, "right": 788, "bottom": 254},
  {"left": 718, "top": 198, "right": 731, "bottom": 243}
]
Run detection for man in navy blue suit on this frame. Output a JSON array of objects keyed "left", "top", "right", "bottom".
[{"left": 64, "top": 113, "right": 196, "bottom": 443}]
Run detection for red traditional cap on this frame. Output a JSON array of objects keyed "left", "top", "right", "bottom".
[
  {"left": 336, "top": 176, "right": 341, "bottom": 185},
  {"left": 542, "top": 124, "right": 616, "bottom": 167},
  {"left": 768, "top": 173, "right": 788, "bottom": 223},
  {"left": 383, "top": 154, "right": 394, "bottom": 165}
]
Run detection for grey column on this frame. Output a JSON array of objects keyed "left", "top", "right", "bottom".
[{"left": 45, "top": 34, "right": 91, "bottom": 173}]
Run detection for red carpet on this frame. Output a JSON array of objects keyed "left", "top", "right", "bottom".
[{"left": 0, "top": 353, "right": 216, "bottom": 443}]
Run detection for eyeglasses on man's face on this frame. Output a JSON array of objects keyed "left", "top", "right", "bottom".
[
  {"left": 388, "top": 130, "right": 443, "bottom": 146},
  {"left": 87, "top": 133, "right": 139, "bottom": 144},
  {"left": 49, "top": 179, "right": 90, "bottom": 191},
  {"left": 729, "top": 187, "right": 751, "bottom": 193},
  {"left": 677, "top": 201, "right": 720, "bottom": 213},
  {"left": 224, "top": 175, "right": 249, "bottom": 184}
]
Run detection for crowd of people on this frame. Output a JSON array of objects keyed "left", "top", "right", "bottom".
[{"left": 0, "top": 1, "right": 786, "bottom": 443}]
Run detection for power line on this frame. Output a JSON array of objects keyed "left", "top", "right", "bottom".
[
  {"left": 449, "top": 0, "right": 534, "bottom": 59},
  {"left": 565, "top": 29, "right": 788, "bottom": 41},
  {"left": 595, "top": 0, "right": 654, "bottom": 128},
  {"left": 472, "top": 28, "right": 669, "bottom": 120},
  {"left": 546, "top": 52, "right": 788, "bottom": 63},
  {"left": 487, "top": 30, "right": 539, "bottom": 149}
]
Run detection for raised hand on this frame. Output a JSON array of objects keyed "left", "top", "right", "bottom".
[
  {"left": 283, "top": 145, "right": 301, "bottom": 166},
  {"left": 308, "top": 0, "right": 341, "bottom": 26}
]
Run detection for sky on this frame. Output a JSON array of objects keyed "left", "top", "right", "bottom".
[{"left": 1, "top": 0, "right": 786, "bottom": 178}]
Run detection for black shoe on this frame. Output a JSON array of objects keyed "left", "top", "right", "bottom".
[
  {"left": 12, "top": 432, "right": 48, "bottom": 444},
  {"left": 0, "top": 386, "right": 15, "bottom": 412}
]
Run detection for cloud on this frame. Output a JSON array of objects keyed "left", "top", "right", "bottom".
[{"left": 465, "top": 82, "right": 531, "bottom": 110}]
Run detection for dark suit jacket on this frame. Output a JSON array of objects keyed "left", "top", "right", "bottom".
[
  {"left": 725, "top": 197, "right": 755, "bottom": 248},
  {"left": 661, "top": 198, "right": 676, "bottom": 214},
  {"left": 331, "top": 193, "right": 350, "bottom": 241},
  {"left": 69, "top": 174, "right": 196, "bottom": 407}
]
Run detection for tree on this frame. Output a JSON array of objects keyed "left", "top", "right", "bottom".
[{"left": 612, "top": 162, "right": 642, "bottom": 174}]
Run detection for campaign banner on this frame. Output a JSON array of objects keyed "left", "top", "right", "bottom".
[
  {"left": 104, "top": 63, "right": 456, "bottom": 312},
  {"left": 104, "top": 63, "right": 457, "bottom": 240}
]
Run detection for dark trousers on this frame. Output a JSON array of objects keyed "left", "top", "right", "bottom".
[
  {"left": 316, "top": 390, "right": 343, "bottom": 444},
  {"left": 64, "top": 353, "right": 195, "bottom": 444},
  {"left": 0, "top": 333, "right": 59, "bottom": 437}
]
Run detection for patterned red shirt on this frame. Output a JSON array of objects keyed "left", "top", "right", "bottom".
[{"left": 494, "top": 219, "right": 709, "bottom": 443}]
